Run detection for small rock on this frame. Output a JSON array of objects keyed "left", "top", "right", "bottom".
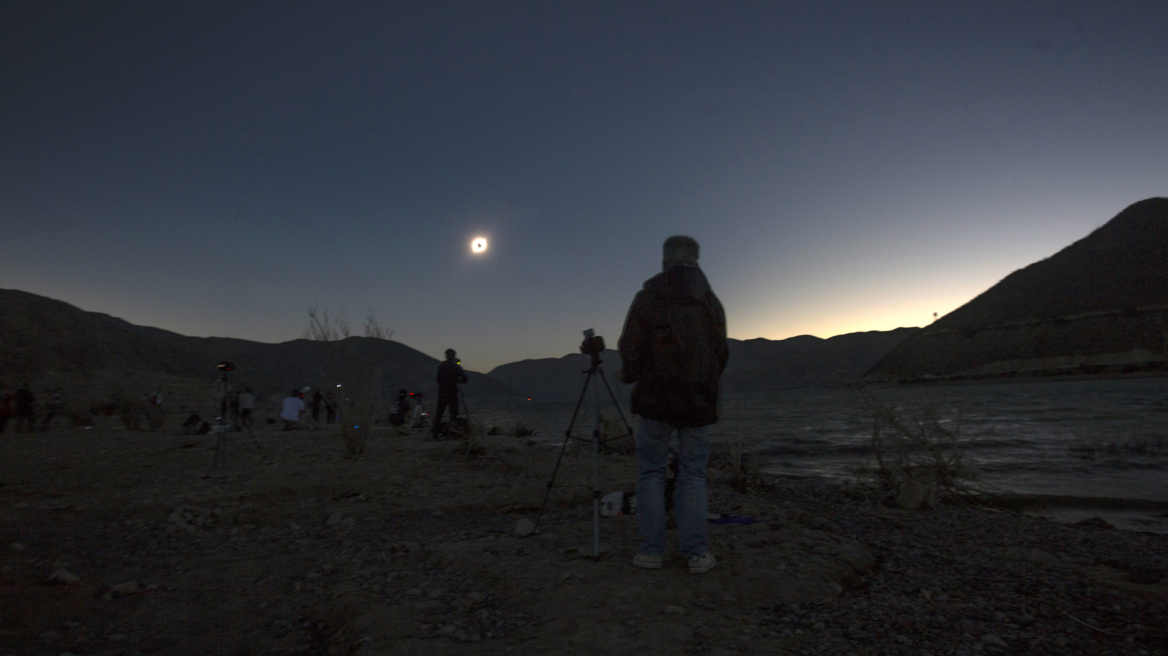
[
  {"left": 440, "top": 625, "right": 457, "bottom": 635},
  {"left": 453, "top": 598, "right": 474, "bottom": 612},
  {"left": 10, "top": 542, "right": 25, "bottom": 551},
  {"left": 981, "top": 634, "right": 1007, "bottom": 648},
  {"left": 48, "top": 569, "right": 80, "bottom": 584},
  {"left": 111, "top": 581, "right": 140, "bottom": 595},
  {"left": 1074, "top": 516, "right": 1113, "bottom": 529},
  {"left": 341, "top": 517, "right": 356, "bottom": 527},
  {"left": 514, "top": 518, "right": 536, "bottom": 537},
  {"left": 326, "top": 512, "right": 344, "bottom": 526},
  {"left": 108, "top": 634, "right": 127, "bottom": 642},
  {"left": 664, "top": 605, "right": 685, "bottom": 615},
  {"left": 405, "top": 588, "right": 422, "bottom": 596},
  {"left": 289, "top": 521, "right": 303, "bottom": 531},
  {"left": 427, "top": 588, "right": 444, "bottom": 599},
  {"left": 468, "top": 591, "right": 485, "bottom": 602}
]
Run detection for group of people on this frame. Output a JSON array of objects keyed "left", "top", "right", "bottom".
[
  {"left": 0, "top": 237, "right": 723, "bottom": 577},
  {"left": 0, "top": 384, "right": 38, "bottom": 433},
  {"left": 280, "top": 387, "right": 338, "bottom": 430}
]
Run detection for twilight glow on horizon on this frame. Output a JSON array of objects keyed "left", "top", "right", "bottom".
[{"left": 2, "top": 2, "right": 1166, "bottom": 371}]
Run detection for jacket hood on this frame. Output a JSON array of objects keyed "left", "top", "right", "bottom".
[{"left": 643, "top": 265, "right": 712, "bottom": 304}]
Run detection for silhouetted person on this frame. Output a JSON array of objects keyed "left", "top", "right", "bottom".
[
  {"left": 325, "top": 391, "right": 337, "bottom": 423},
  {"left": 228, "top": 389, "right": 241, "bottom": 429},
  {"left": 239, "top": 388, "right": 255, "bottom": 428},
  {"left": 281, "top": 389, "right": 306, "bottom": 431},
  {"left": 431, "top": 349, "right": 468, "bottom": 438},
  {"left": 14, "top": 384, "right": 35, "bottom": 433},
  {"left": 618, "top": 235, "right": 729, "bottom": 574},
  {"left": 312, "top": 389, "right": 323, "bottom": 422},
  {"left": 0, "top": 389, "right": 13, "bottom": 434},
  {"left": 389, "top": 389, "right": 410, "bottom": 426}
]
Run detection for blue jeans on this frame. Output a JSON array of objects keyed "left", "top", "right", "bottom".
[{"left": 636, "top": 417, "right": 710, "bottom": 558}]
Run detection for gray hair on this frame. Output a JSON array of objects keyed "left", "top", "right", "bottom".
[{"left": 662, "top": 235, "right": 700, "bottom": 267}]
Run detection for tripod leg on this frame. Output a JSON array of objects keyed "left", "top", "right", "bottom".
[
  {"left": 596, "top": 368, "right": 636, "bottom": 440},
  {"left": 592, "top": 425, "right": 600, "bottom": 559},
  {"left": 535, "top": 369, "right": 594, "bottom": 532}
]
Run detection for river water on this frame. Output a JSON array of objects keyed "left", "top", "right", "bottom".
[{"left": 471, "top": 377, "right": 1168, "bottom": 529}]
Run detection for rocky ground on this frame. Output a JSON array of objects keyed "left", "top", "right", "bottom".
[{"left": 1, "top": 418, "right": 1165, "bottom": 656}]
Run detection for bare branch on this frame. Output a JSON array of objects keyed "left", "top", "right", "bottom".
[{"left": 362, "top": 307, "right": 393, "bottom": 340}]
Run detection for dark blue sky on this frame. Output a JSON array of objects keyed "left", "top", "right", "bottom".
[{"left": 3, "top": 1, "right": 1166, "bottom": 370}]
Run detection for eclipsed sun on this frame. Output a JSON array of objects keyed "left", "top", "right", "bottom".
[{"left": 471, "top": 237, "right": 488, "bottom": 253}]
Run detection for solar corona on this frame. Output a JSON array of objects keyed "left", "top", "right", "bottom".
[{"left": 471, "top": 237, "right": 488, "bottom": 253}]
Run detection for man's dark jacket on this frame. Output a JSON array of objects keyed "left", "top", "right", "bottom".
[
  {"left": 618, "top": 264, "right": 729, "bottom": 427},
  {"left": 437, "top": 361, "right": 468, "bottom": 397}
]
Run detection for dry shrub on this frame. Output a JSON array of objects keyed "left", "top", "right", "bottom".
[
  {"left": 710, "top": 431, "right": 771, "bottom": 493},
  {"left": 858, "top": 386, "right": 982, "bottom": 506},
  {"left": 451, "top": 418, "right": 489, "bottom": 461},
  {"left": 512, "top": 422, "right": 535, "bottom": 437}
]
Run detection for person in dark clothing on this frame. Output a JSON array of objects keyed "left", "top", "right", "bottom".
[
  {"left": 325, "top": 391, "right": 336, "bottom": 423},
  {"left": 618, "top": 235, "right": 728, "bottom": 574},
  {"left": 389, "top": 389, "right": 410, "bottom": 426},
  {"left": 312, "top": 390, "right": 323, "bottom": 422},
  {"left": 431, "top": 349, "right": 468, "bottom": 438},
  {"left": 14, "top": 384, "right": 36, "bottom": 433},
  {"left": 0, "top": 389, "right": 13, "bottom": 434}
]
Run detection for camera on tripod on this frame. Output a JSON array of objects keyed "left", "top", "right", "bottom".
[{"left": 580, "top": 329, "right": 605, "bottom": 360}]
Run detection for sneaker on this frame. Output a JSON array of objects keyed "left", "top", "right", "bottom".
[
  {"left": 633, "top": 553, "right": 663, "bottom": 569},
  {"left": 688, "top": 553, "right": 716, "bottom": 574}
]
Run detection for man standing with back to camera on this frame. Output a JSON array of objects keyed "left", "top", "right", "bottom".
[
  {"left": 618, "top": 236, "right": 729, "bottom": 574},
  {"left": 431, "top": 349, "right": 468, "bottom": 438}
]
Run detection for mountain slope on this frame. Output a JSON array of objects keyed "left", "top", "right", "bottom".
[
  {"left": 866, "top": 198, "right": 1168, "bottom": 381},
  {"left": 487, "top": 328, "right": 916, "bottom": 401},
  {"left": 0, "top": 289, "right": 515, "bottom": 406}
]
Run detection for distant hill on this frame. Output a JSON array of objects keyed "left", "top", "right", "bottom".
[
  {"left": 0, "top": 289, "right": 515, "bottom": 412},
  {"left": 487, "top": 328, "right": 916, "bottom": 402},
  {"left": 866, "top": 198, "right": 1168, "bottom": 381}
]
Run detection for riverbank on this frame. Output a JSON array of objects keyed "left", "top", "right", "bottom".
[{"left": 1, "top": 423, "right": 1164, "bottom": 655}]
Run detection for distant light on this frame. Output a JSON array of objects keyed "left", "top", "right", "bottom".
[
  {"left": 471, "top": 237, "right": 488, "bottom": 253},
  {"left": 527, "top": 398, "right": 531, "bottom": 401},
  {"left": 336, "top": 384, "right": 342, "bottom": 387}
]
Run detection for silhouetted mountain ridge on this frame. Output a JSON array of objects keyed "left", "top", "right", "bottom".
[
  {"left": 488, "top": 328, "right": 917, "bottom": 401},
  {"left": 867, "top": 198, "right": 1168, "bottom": 381},
  {"left": 0, "top": 288, "right": 514, "bottom": 403}
]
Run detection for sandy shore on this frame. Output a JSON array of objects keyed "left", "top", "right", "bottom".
[{"left": 1, "top": 420, "right": 1165, "bottom": 655}]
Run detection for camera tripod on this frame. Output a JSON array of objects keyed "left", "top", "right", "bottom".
[
  {"left": 534, "top": 333, "right": 634, "bottom": 559},
  {"left": 212, "top": 364, "right": 262, "bottom": 466}
]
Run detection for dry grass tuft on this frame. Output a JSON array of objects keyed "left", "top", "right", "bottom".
[
  {"left": 857, "top": 386, "right": 984, "bottom": 507},
  {"left": 710, "top": 431, "right": 771, "bottom": 493}
]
